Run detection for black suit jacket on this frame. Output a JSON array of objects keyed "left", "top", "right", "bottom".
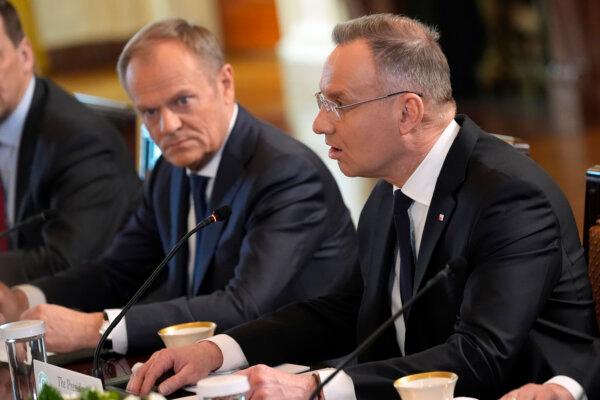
[
  {"left": 0, "top": 78, "right": 141, "bottom": 285},
  {"left": 227, "top": 115, "right": 599, "bottom": 399},
  {"left": 35, "top": 106, "right": 358, "bottom": 353}
]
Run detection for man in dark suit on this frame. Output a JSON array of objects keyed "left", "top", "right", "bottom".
[
  {"left": 128, "top": 14, "right": 599, "bottom": 400},
  {"left": 0, "top": 1, "right": 140, "bottom": 285},
  {"left": 0, "top": 18, "right": 357, "bottom": 355}
]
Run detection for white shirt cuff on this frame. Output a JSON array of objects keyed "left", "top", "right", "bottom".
[
  {"left": 203, "top": 334, "right": 248, "bottom": 372},
  {"left": 103, "top": 308, "right": 128, "bottom": 354},
  {"left": 546, "top": 375, "right": 586, "bottom": 400},
  {"left": 15, "top": 284, "right": 46, "bottom": 308},
  {"left": 315, "top": 368, "right": 357, "bottom": 400}
]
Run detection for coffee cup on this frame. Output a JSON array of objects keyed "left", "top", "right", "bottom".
[
  {"left": 158, "top": 322, "right": 216, "bottom": 349},
  {"left": 393, "top": 371, "right": 458, "bottom": 400}
]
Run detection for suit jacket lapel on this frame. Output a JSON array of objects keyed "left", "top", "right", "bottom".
[
  {"left": 413, "top": 195, "right": 456, "bottom": 292},
  {"left": 413, "top": 115, "right": 477, "bottom": 292},
  {"left": 193, "top": 106, "right": 256, "bottom": 294},
  {"left": 193, "top": 154, "right": 243, "bottom": 293},
  {"left": 14, "top": 78, "right": 45, "bottom": 227},
  {"left": 366, "top": 184, "right": 396, "bottom": 307}
]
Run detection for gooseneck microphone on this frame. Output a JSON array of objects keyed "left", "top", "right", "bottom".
[
  {"left": 309, "top": 257, "right": 467, "bottom": 400},
  {"left": 92, "top": 206, "right": 231, "bottom": 382},
  {"left": 0, "top": 209, "right": 59, "bottom": 237}
]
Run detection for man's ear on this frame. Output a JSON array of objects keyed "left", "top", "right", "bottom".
[
  {"left": 397, "top": 93, "right": 424, "bottom": 134},
  {"left": 17, "top": 37, "right": 35, "bottom": 74},
  {"left": 217, "top": 63, "right": 235, "bottom": 104}
]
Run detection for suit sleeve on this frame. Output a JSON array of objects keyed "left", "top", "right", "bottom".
[
  {"left": 33, "top": 162, "right": 165, "bottom": 311},
  {"left": 0, "top": 122, "right": 141, "bottom": 285},
  {"left": 226, "top": 267, "right": 363, "bottom": 367},
  {"left": 345, "top": 178, "right": 564, "bottom": 399},
  {"left": 124, "top": 154, "right": 355, "bottom": 352}
]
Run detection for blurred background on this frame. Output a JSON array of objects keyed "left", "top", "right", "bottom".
[{"left": 12, "top": 0, "right": 600, "bottom": 235}]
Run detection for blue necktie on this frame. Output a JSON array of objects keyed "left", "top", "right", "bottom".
[
  {"left": 189, "top": 175, "right": 209, "bottom": 294},
  {"left": 393, "top": 190, "right": 415, "bottom": 315}
]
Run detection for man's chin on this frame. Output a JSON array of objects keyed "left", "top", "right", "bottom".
[
  {"left": 165, "top": 152, "right": 212, "bottom": 171},
  {"left": 336, "top": 161, "right": 360, "bottom": 178}
]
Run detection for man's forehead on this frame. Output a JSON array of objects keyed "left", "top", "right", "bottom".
[
  {"left": 126, "top": 44, "right": 208, "bottom": 93},
  {"left": 128, "top": 68, "right": 190, "bottom": 98},
  {"left": 320, "top": 40, "right": 377, "bottom": 97}
]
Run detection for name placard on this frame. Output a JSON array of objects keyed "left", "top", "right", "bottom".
[{"left": 33, "top": 360, "right": 103, "bottom": 395}]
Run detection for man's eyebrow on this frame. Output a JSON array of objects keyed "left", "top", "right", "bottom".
[
  {"left": 167, "top": 90, "right": 196, "bottom": 104},
  {"left": 136, "top": 104, "right": 155, "bottom": 113},
  {"left": 322, "top": 88, "right": 351, "bottom": 101}
]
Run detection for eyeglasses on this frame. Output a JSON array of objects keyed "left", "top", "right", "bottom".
[{"left": 315, "top": 90, "right": 423, "bottom": 120}]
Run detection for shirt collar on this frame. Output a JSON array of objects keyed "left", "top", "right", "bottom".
[
  {"left": 187, "top": 103, "right": 238, "bottom": 178},
  {"left": 0, "top": 77, "right": 35, "bottom": 147},
  {"left": 394, "top": 119, "right": 460, "bottom": 206}
]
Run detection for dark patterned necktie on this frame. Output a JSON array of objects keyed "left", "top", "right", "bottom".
[
  {"left": 189, "top": 175, "right": 209, "bottom": 293},
  {"left": 393, "top": 190, "right": 415, "bottom": 313}
]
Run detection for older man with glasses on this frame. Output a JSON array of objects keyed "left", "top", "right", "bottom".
[{"left": 128, "top": 14, "right": 599, "bottom": 400}]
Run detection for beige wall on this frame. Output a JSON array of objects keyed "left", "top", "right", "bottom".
[{"left": 31, "top": 0, "right": 220, "bottom": 49}]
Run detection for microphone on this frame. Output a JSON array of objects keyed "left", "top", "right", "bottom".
[
  {"left": 92, "top": 205, "right": 231, "bottom": 382},
  {"left": 0, "top": 209, "right": 59, "bottom": 237},
  {"left": 309, "top": 257, "right": 467, "bottom": 400}
]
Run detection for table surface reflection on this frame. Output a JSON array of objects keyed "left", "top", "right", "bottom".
[{"left": 0, "top": 349, "right": 145, "bottom": 398}]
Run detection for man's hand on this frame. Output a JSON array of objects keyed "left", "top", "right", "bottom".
[
  {"left": 0, "top": 283, "right": 28, "bottom": 323},
  {"left": 126, "top": 340, "right": 224, "bottom": 396},
  {"left": 20, "top": 305, "right": 103, "bottom": 353},
  {"left": 500, "top": 383, "right": 575, "bottom": 400},
  {"left": 237, "top": 365, "right": 318, "bottom": 400}
]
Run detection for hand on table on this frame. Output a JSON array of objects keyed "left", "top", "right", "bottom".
[
  {"left": 20, "top": 304, "right": 103, "bottom": 353},
  {"left": 237, "top": 364, "right": 318, "bottom": 400},
  {"left": 0, "top": 282, "right": 28, "bottom": 323},
  {"left": 499, "top": 383, "right": 575, "bottom": 400},
  {"left": 126, "top": 340, "right": 223, "bottom": 396}
]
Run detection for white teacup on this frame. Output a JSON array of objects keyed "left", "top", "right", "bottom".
[
  {"left": 394, "top": 371, "right": 458, "bottom": 400},
  {"left": 158, "top": 321, "right": 216, "bottom": 349}
]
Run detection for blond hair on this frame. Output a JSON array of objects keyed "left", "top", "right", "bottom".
[{"left": 117, "top": 18, "right": 224, "bottom": 88}]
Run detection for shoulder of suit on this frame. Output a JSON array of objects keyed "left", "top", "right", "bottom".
[{"left": 31, "top": 78, "right": 121, "bottom": 139}]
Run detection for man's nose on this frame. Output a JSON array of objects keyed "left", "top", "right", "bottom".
[
  {"left": 312, "top": 108, "right": 334, "bottom": 136},
  {"left": 159, "top": 108, "right": 182, "bottom": 134}
]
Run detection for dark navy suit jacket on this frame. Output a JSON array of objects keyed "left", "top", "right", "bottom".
[
  {"left": 0, "top": 78, "right": 140, "bottom": 285},
  {"left": 227, "top": 115, "right": 599, "bottom": 399},
  {"left": 35, "top": 106, "right": 357, "bottom": 352}
]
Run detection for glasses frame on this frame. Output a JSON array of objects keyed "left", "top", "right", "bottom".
[{"left": 315, "top": 90, "right": 423, "bottom": 120}]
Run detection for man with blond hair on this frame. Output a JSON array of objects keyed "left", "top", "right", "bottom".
[
  {"left": 128, "top": 14, "right": 599, "bottom": 400},
  {"left": 0, "top": 18, "right": 357, "bottom": 357}
]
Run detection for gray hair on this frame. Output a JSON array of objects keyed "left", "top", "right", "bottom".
[
  {"left": 333, "top": 14, "right": 453, "bottom": 106},
  {"left": 117, "top": 18, "right": 224, "bottom": 88}
]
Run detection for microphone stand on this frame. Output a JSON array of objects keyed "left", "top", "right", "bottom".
[
  {"left": 308, "top": 258, "right": 466, "bottom": 400},
  {"left": 92, "top": 206, "right": 231, "bottom": 382}
]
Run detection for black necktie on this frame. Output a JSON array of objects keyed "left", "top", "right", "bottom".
[
  {"left": 393, "top": 190, "right": 415, "bottom": 311},
  {"left": 189, "top": 175, "right": 209, "bottom": 293}
]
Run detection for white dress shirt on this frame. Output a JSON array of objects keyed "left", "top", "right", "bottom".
[
  {"left": 207, "top": 118, "right": 586, "bottom": 400},
  {"left": 0, "top": 78, "right": 35, "bottom": 226}
]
